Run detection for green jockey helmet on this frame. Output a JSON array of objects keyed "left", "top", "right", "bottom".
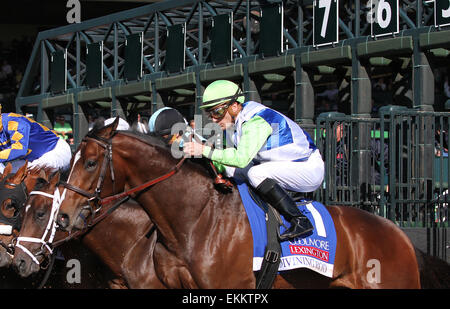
[{"left": 201, "top": 80, "right": 245, "bottom": 110}]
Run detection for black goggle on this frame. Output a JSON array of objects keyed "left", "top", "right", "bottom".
[{"left": 207, "top": 102, "right": 233, "bottom": 120}]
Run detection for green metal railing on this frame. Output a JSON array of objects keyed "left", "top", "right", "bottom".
[{"left": 316, "top": 107, "right": 449, "bottom": 229}]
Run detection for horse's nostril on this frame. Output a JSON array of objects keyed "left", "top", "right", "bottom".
[
  {"left": 15, "top": 258, "right": 26, "bottom": 273},
  {"left": 57, "top": 213, "right": 69, "bottom": 229}
]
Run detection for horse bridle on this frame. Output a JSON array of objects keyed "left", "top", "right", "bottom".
[
  {"left": 12, "top": 134, "right": 118, "bottom": 265},
  {"left": 0, "top": 174, "right": 28, "bottom": 232},
  {"left": 15, "top": 131, "right": 187, "bottom": 265},
  {"left": 0, "top": 175, "right": 28, "bottom": 255},
  {"left": 59, "top": 131, "right": 186, "bottom": 232},
  {"left": 15, "top": 189, "right": 62, "bottom": 266},
  {"left": 61, "top": 135, "right": 116, "bottom": 216},
  {"left": 0, "top": 177, "right": 28, "bottom": 255}
]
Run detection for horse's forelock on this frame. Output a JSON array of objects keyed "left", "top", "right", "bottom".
[{"left": 32, "top": 177, "right": 49, "bottom": 191}]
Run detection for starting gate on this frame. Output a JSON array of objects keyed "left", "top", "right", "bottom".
[{"left": 15, "top": 0, "right": 450, "bottom": 261}]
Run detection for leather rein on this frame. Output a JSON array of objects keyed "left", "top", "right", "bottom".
[{"left": 54, "top": 131, "right": 187, "bottom": 245}]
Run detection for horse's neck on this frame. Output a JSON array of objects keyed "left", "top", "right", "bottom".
[
  {"left": 80, "top": 202, "right": 153, "bottom": 277},
  {"left": 137, "top": 165, "right": 241, "bottom": 248},
  {"left": 121, "top": 138, "right": 243, "bottom": 248}
]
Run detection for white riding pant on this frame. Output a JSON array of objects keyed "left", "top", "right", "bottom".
[
  {"left": 0, "top": 139, "right": 72, "bottom": 174},
  {"left": 224, "top": 149, "right": 324, "bottom": 192}
]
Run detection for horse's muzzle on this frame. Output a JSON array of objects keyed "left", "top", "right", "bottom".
[
  {"left": 57, "top": 207, "right": 92, "bottom": 231},
  {"left": 13, "top": 250, "right": 40, "bottom": 278},
  {"left": 57, "top": 212, "right": 70, "bottom": 231},
  {"left": 0, "top": 246, "right": 12, "bottom": 268}
]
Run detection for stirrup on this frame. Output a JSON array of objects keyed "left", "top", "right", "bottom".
[{"left": 279, "top": 217, "right": 313, "bottom": 241}]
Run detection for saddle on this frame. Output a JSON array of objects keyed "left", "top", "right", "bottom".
[{"left": 246, "top": 185, "right": 311, "bottom": 289}]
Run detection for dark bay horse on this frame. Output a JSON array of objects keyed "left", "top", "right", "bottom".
[
  {"left": 12, "top": 165, "right": 164, "bottom": 288},
  {"left": 52, "top": 118, "right": 422, "bottom": 288}
]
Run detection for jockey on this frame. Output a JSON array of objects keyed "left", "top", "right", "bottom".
[
  {"left": 0, "top": 105, "right": 72, "bottom": 173},
  {"left": 148, "top": 107, "right": 205, "bottom": 147},
  {"left": 183, "top": 80, "right": 325, "bottom": 240},
  {"left": 148, "top": 107, "right": 233, "bottom": 193},
  {"left": 148, "top": 107, "right": 188, "bottom": 145}
]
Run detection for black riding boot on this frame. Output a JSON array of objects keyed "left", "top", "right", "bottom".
[{"left": 256, "top": 178, "right": 313, "bottom": 241}]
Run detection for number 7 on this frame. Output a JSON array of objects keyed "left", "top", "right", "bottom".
[{"left": 319, "top": 0, "right": 332, "bottom": 38}]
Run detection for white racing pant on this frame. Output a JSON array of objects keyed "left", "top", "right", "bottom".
[
  {"left": 0, "top": 138, "right": 72, "bottom": 174},
  {"left": 224, "top": 149, "right": 324, "bottom": 192}
]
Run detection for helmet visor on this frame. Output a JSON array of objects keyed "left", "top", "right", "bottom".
[{"left": 207, "top": 101, "right": 233, "bottom": 120}]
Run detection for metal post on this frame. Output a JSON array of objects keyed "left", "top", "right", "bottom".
[{"left": 295, "top": 55, "right": 315, "bottom": 136}]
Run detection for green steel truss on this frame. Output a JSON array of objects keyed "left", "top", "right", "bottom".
[{"left": 16, "top": 0, "right": 450, "bottom": 144}]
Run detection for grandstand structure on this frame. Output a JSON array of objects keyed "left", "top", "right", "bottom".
[{"left": 16, "top": 0, "right": 449, "bottom": 261}]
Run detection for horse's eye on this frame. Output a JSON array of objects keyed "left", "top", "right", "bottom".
[
  {"left": 85, "top": 160, "right": 97, "bottom": 171},
  {"left": 35, "top": 210, "right": 46, "bottom": 220},
  {"left": 1, "top": 201, "right": 17, "bottom": 218},
  {"left": 5, "top": 201, "right": 15, "bottom": 211}
]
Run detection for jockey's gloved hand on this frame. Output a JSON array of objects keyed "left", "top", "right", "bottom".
[{"left": 214, "top": 174, "right": 233, "bottom": 194}]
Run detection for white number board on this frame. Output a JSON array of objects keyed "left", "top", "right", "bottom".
[
  {"left": 313, "top": 0, "right": 339, "bottom": 47},
  {"left": 435, "top": 0, "right": 450, "bottom": 27},
  {"left": 368, "top": 0, "right": 399, "bottom": 37}
]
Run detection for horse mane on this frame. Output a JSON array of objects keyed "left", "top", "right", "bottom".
[
  {"left": 27, "top": 165, "right": 69, "bottom": 187},
  {"left": 114, "top": 130, "right": 211, "bottom": 178},
  {"left": 114, "top": 130, "right": 175, "bottom": 152},
  {"left": 87, "top": 126, "right": 212, "bottom": 180},
  {"left": 27, "top": 165, "right": 54, "bottom": 177}
]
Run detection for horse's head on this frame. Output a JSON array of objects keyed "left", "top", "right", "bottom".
[
  {"left": 57, "top": 117, "right": 122, "bottom": 232},
  {"left": 13, "top": 171, "right": 61, "bottom": 278},
  {"left": 0, "top": 163, "right": 28, "bottom": 267}
]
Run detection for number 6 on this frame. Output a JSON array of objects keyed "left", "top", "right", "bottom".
[
  {"left": 443, "top": 0, "right": 450, "bottom": 18},
  {"left": 377, "top": 0, "right": 392, "bottom": 29}
]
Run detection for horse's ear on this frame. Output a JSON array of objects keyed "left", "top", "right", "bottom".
[
  {"left": 104, "top": 117, "right": 119, "bottom": 138},
  {"left": 39, "top": 169, "right": 48, "bottom": 181},
  {"left": 3, "top": 163, "right": 12, "bottom": 176},
  {"left": 16, "top": 161, "right": 28, "bottom": 182},
  {"left": 50, "top": 172, "right": 60, "bottom": 187}
]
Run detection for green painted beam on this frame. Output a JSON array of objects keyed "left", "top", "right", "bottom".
[
  {"left": 301, "top": 45, "right": 351, "bottom": 66},
  {"left": 420, "top": 30, "right": 450, "bottom": 49},
  {"left": 42, "top": 93, "right": 75, "bottom": 109},
  {"left": 357, "top": 36, "right": 413, "bottom": 57},
  {"left": 248, "top": 55, "right": 295, "bottom": 74}
]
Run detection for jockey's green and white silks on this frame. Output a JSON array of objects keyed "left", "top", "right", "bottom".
[
  {"left": 203, "top": 101, "right": 317, "bottom": 167},
  {"left": 202, "top": 101, "right": 324, "bottom": 192}
]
